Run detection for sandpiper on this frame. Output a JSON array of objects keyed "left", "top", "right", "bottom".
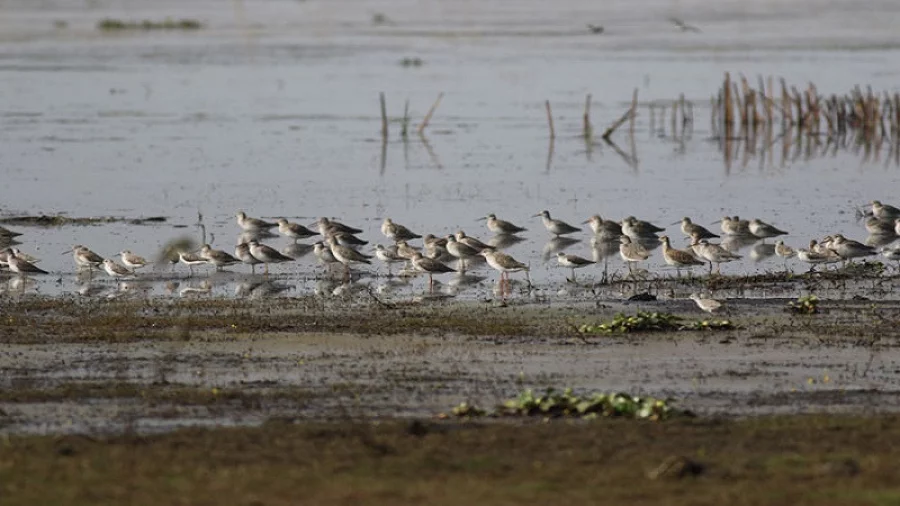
[
  {"left": 119, "top": 250, "right": 148, "bottom": 271},
  {"left": 556, "top": 252, "right": 595, "bottom": 281},
  {"left": 313, "top": 241, "right": 340, "bottom": 266},
  {"left": 479, "top": 249, "right": 529, "bottom": 288},
  {"left": 797, "top": 243, "right": 840, "bottom": 270},
  {"left": 691, "top": 236, "right": 742, "bottom": 274},
  {"left": 828, "top": 234, "right": 877, "bottom": 262},
  {"left": 374, "top": 244, "right": 405, "bottom": 274},
  {"left": 410, "top": 252, "right": 455, "bottom": 290},
  {"left": 774, "top": 240, "right": 796, "bottom": 269},
  {"left": 534, "top": 210, "right": 580, "bottom": 237},
  {"left": 659, "top": 235, "right": 704, "bottom": 276},
  {"left": 179, "top": 251, "right": 208, "bottom": 276},
  {"left": 584, "top": 215, "right": 623, "bottom": 240},
  {"left": 68, "top": 245, "right": 104, "bottom": 272},
  {"left": 249, "top": 239, "right": 294, "bottom": 274},
  {"left": 455, "top": 230, "right": 492, "bottom": 252},
  {"left": 381, "top": 218, "right": 421, "bottom": 242},
  {"left": 7, "top": 254, "right": 47, "bottom": 276},
  {"left": 446, "top": 235, "right": 479, "bottom": 271},
  {"left": 236, "top": 211, "right": 276, "bottom": 232},
  {"left": 326, "top": 237, "right": 372, "bottom": 277},
  {"left": 234, "top": 243, "right": 262, "bottom": 273},
  {"left": 481, "top": 214, "right": 527, "bottom": 235},
  {"left": 277, "top": 218, "right": 318, "bottom": 242},
  {"left": 315, "top": 217, "right": 363, "bottom": 236},
  {"left": 102, "top": 258, "right": 133, "bottom": 280},
  {"left": 689, "top": 293, "right": 723, "bottom": 314},
  {"left": 326, "top": 231, "right": 368, "bottom": 247},
  {"left": 675, "top": 217, "right": 719, "bottom": 240},
  {"left": 200, "top": 244, "right": 240, "bottom": 271},
  {"left": 621, "top": 216, "right": 664, "bottom": 239},
  {"left": 716, "top": 216, "right": 752, "bottom": 236},
  {"left": 618, "top": 235, "right": 650, "bottom": 273},
  {"left": 872, "top": 200, "right": 900, "bottom": 220},
  {"left": 749, "top": 219, "right": 788, "bottom": 240},
  {"left": 423, "top": 234, "right": 447, "bottom": 248},
  {"left": 864, "top": 217, "right": 895, "bottom": 236},
  {"left": 396, "top": 240, "right": 421, "bottom": 260}
]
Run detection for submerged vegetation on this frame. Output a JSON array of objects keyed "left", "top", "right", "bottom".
[
  {"left": 97, "top": 18, "right": 203, "bottom": 32},
  {"left": 448, "top": 388, "right": 680, "bottom": 421},
  {"left": 578, "top": 311, "right": 735, "bottom": 334}
]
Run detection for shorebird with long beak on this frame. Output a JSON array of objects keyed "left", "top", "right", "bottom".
[
  {"left": 556, "top": 251, "right": 595, "bottom": 282},
  {"left": 749, "top": 219, "right": 788, "bottom": 241},
  {"left": 534, "top": 210, "right": 580, "bottom": 237},
  {"left": 619, "top": 236, "right": 650, "bottom": 273},
  {"left": 410, "top": 252, "right": 455, "bottom": 291},
  {"left": 659, "top": 235, "right": 704, "bottom": 277},
  {"left": 480, "top": 214, "right": 527, "bottom": 235},
  {"left": 479, "top": 249, "right": 529, "bottom": 294},
  {"left": 248, "top": 239, "right": 293, "bottom": 275},
  {"left": 689, "top": 293, "right": 723, "bottom": 314},
  {"left": 277, "top": 218, "right": 318, "bottom": 242},
  {"left": 584, "top": 215, "right": 623, "bottom": 240},
  {"left": 236, "top": 211, "right": 276, "bottom": 232},
  {"left": 234, "top": 243, "right": 262, "bottom": 274},
  {"left": 674, "top": 217, "right": 718, "bottom": 239},
  {"left": 381, "top": 218, "right": 421, "bottom": 242}
]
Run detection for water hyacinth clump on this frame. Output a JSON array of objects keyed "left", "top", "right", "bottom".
[
  {"left": 578, "top": 311, "right": 734, "bottom": 334},
  {"left": 449, "top": 388, "right": 681, "bottom": 421}
]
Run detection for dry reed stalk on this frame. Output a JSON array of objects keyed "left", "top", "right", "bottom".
[
  {"left": 379, "top": 92, "right": 388, "bottom": 139},
  {"left": 583, "top": 94, "right": 593, "bottom": 139},
  {"left": 417, "top": 92, "right": 444, "bottom": 134}
]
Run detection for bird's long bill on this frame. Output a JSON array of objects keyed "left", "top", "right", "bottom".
[
  {"left": 60, "top": 250, "right": 71, "bottom": 255},
  {"left": 475, "top": 217, "right": 487, "bottom": 222},
  {"left": 669, "top": 220, "right": 681, "bottom": 226},
  {"left": 531, "top": 213, "right": 542, "bottom": 218},
  {"left": 710, "top": 219, "right": 723, "bottom": 224},
  {"left": 580, "top": 219, "right": 590, "bottom": 224}
]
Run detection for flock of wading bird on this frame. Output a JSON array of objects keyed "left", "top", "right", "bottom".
[{"left": 2, "top": 201, "right": 900, "bottom": 301}]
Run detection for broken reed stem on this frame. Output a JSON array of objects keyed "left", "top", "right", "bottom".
[
  {"left": 379, "top": 92, "right": 388, "bottom": 139},
  {"left": 583, "top": 94, "right": 593, "bottom": 139},
  {"left": 602, "top": 95, "right": 637, "bottom": 141},
  {"left": 545, "top": 100, "right": 556, "bottom": 140},
  {"left": 418, "top": 92, "right": 444, "bottom": 135}
]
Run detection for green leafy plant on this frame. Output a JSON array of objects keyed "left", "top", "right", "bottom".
[
  {"left": 446, "top": 388, "right": 682, "bottom": 421},
  {"left": 788, "top": 295, "right": 819, "bottom": 315},
  {"left": 579, "top": 311, "right": 735, "bottom": 334}
]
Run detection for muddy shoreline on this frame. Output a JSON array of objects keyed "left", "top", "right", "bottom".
[{"left": 1, "top": 294, "right": 899, "bottom": 434}]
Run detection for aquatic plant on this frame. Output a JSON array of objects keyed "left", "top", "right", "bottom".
[
  {"left": 97, "top": 18, "right": 203, "bottom": 31},
  {"left": 787, "top": 295, "right": 820, "bottom": 315},
  {"left": 578, "top": 311, "right": 734, "bottom": 334},
  {"left": 448, "top": 388, "right": 679, "bottom": 421}
]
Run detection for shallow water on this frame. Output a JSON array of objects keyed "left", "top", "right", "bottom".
[{"left": 2, "top": 0, "right": 900, "bottom": 299}]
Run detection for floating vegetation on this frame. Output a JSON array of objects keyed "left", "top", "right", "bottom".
[
  {"left": 0, "top": 214, "right": 166, "bottom": 227},
  {"left": 447, "top": 388, "right": 681, "bottom": 421},
  {"left": 97, "top": 18, "right": 203, "bottom": 32},
  {"left": 787, "top": 295, "right": 820, "bottom": 315},
  {"left": 400, "top": 57, "right": 424, "bottom": 68},
  {"left": 578, "top": 311, "right": 735, "bottom": 334}
]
